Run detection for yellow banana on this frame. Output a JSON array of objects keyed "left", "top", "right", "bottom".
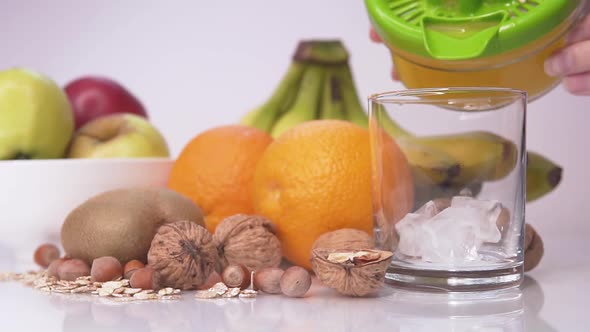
[
  {"left": 397, "top": 139, "right": 461, "bottom": 185},
  {"left": 319, "top": 68, "right": 346, "bottom": 120},
  {"left": 270, "top": 65, "right": 326, "bottom": 138},
  {"left": 526, "top": 151, "right": 562, "bottom": 202},
  {"left": 240, "top": 62, "right": 306, "bottom": 132},
  {"left": 407, "top": 131, "right": 518, "bottom": 186}
]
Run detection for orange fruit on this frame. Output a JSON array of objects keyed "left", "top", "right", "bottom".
[
  {"left": 252, "top": 120, "right": 413, "bottom": 269},
  {"left": 168, "top": 125, "right": 273, "bottom": 233}
]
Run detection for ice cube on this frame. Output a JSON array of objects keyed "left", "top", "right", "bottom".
[
  {"left": 451, "top": 196, "right": 502, "bottom": 243},
  {"left": 421, "top": 207, "right": 483, "bottom": 263},
  {"left": 415, "top": 200, "right": 439, "bottom": 219},
  {"left": 395, "top": 213, "right": 429, "bottom": 257}
]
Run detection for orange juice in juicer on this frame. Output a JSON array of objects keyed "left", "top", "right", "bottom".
[{"left": 365, "top": 0, "right": 587, "bottom": 101}]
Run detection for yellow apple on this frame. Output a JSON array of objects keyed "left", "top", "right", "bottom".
[
  {"left": 0, "top": 68, "right": 74, "bottom": 159},
  {"left": 67, "top": 113, "right": 170, "bottom": 158}
]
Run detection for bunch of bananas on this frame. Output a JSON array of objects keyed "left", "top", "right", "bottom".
[{"left": 240, "top": 40, "right": 562, "bottom": 208}]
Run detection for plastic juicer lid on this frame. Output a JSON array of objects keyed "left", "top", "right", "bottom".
[{"left": 365, "top": 0, "right": 584, "bottom": 61}]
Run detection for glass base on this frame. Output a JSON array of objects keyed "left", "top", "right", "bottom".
[{"left": 384, "top": 263, "right": 523, "bottom": 293}]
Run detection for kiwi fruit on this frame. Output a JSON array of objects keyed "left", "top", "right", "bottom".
[{"left": 60, "top": 187, "right": 204, "bottom": 265}]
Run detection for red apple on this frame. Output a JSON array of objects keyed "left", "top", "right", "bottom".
[{"left": 64, "top": 76, "right": 148, "bottom": 129}]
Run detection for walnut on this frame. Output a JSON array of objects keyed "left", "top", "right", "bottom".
[
  {"left": 312, "top": 228, "right": 374, "bottom": 253},
  {"left": 310, "top": 248, "right": 393, "bottom": 297},
  {"left": 213, "top": 214, "right": 282, "bottom": 272},
  {"left": 524, "top": 223, "right": 544, "bottom": 272},
  {"left": 147, "top": 220, "right": 219, "bottom": 290}
]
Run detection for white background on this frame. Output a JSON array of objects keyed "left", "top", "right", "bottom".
[{"left": 1, "top": 0, "right": 588, "bottom": 239}]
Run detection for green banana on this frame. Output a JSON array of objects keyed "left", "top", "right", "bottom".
[
  {"left": 334, "top": 64, "right": 369, "bottom": 128},
  {"left": 526, "top": 151, "right": 562, "bottom": 202},
  {"left": 270, "top": 65, "right": 326, "bottom": 138},
  {"left": 240, "top": 62, "right": 306, "bottom": 132},
  {"left": 319, "top": 68, "right": 346, "bottom": 120}
]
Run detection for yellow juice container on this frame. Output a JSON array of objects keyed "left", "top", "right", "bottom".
[{"left": 365, "top": 0, "right": 588, "bottom": 101}]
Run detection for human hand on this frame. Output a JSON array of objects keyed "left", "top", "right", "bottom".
[{"left": 544, "top": 13, "right": 590, "bottom": 96}]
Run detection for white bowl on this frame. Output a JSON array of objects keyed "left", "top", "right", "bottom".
[{"left": 0, "top": 158, "right": 174, "bottom": 270}]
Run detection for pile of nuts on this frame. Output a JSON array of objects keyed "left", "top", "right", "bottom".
[{"left": 2, "top": 214, "right": 315, "bottom": 301}]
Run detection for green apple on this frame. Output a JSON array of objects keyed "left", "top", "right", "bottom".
[
  {"left": 67, "top": 113, "right": 170, "bottom": 158},
  {"left": 0, "top": 68, "right": 74, "bottom": 159}
]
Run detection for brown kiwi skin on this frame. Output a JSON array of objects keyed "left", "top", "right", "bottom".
[{"left": 60, "top": 187, "right": 204, "bottom": 265}]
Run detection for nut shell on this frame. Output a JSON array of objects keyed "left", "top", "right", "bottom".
[
  {"left": 312, "top": 228, "right": 374, "bottom": 252},
  {"left": 524, "top": 223, "right": 544, "bottom": 272},
  {"left": 213, "top": 214, "right": 282, "bottom": 272},
  {"left": 310, "top": 248, "right": 392, "bottom": 297},
  {"left": 147, "top": 220, "right": 218, "bottom": 290}
]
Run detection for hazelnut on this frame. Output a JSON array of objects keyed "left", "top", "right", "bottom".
[
  {"left": 57, "top": 259, "right": 90, "bottom": 281},
  {"left": 123, "top": 260, "right": 145, "bottom": 279},
  {"left": 91, "top": 256, "right": 123, "bottom": 282},
  {"left": 148, "top": 220, "right": 218, "bottom": 290},
  {"left": 280, "top": 266, "right": 311, "bottom": 298},
  {"left": 130, "top": 267, "right": 161, "bottom": 290},
  {"left": 214, "top": 214, "right": 282, "bottom": 272},
  {"left": 524, "top": 223, "right": 544, "bottom": 272},
  {"left": 222, "top": 264, "right": 251, "bottom": 289},
  {"left": 311, "top": 248, "right": 392, "bottom": 297},
  {"left": 253, "top": 267, "right": 284, "bottom": 294},
  {"left": 47, "top": 257, "right": 69, "bottom": 278},
  {"left": 312, "top": 229, "right": 374, "bottom": 253},
  {"left": 33, "top": 243, "right": 61, "bottom": 268}
]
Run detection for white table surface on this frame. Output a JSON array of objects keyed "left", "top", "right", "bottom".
[{"left": 1, "top": 231, "right": 588, "bottom": 332}]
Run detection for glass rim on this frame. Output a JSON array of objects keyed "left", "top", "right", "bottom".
[{"left": 368, "top": 87, "right": 527, "bottom": 105}]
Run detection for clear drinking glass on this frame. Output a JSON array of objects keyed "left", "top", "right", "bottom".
[{"left": 368, "top": 87, "right": 527, "bottom": 292}]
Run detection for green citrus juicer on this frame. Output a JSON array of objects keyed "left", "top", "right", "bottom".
[{"left": 365, "top": 0, "right": 587, "bottom": 101}]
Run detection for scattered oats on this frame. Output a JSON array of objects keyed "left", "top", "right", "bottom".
[
  {"left": 222, "top": 288, "right": 240, "bottom": 298},
  {"left": 113, "top": 287, "right": 125, "bottom": 294},
  {"left": 75, "top": 279, "right": 90, "bottom": 286},
  {"left": 102, "top": 281, "right": 125, "bottom": 290},
  {"left": 159, "top": 295, "right": 181, "bottom": 301},
  {"left": 139, "top": 289, "right": 154, "bottom": 294},
  {"left": 124, "top": 288, "right": 142, "bottom": 295},
  {"left": 158, "top": 287, "right": 174, "bottom": 296},
  {"left": 98, "top": 288, "right": 114, "bottom": 297},
  {"left": 173, "top": 289, "right": 181, "bottom": 294},
  {"left": 93, "top": 282, "right": 103, "bottom": 287},
  {"left": 52, "top": 288, "right": 72, "bottom": 294},
  {"left": 239, "top": 289, "right": 257, "bottom": 298},
  {"left": 194, "top": 289, "right": 218, "bottom": 299},
  {"left": 56, "top": 285, "right": 78, "bottom": 291},
  {"left": 134, "top": 292, "right": 158, "bottom": 300},
  {"left": 211, "top": 282, "right": 228, "bottom": 295},
  {"left": 71, "top": 286, "right": 92, "bottom": 294},
  {"left": 91, "top": 290, "right": 99, "bottom": 295},
  {"left": 112, "top": 293, "right": 131, "bottom": 298},
  {"left": 39, "top": 287, "right": 51, "bottom": 292}
]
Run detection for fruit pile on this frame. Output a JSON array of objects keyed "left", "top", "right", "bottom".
[
  {"left": 0, "top": 69, "right": 169, "bottom": 160},
  {"left": 1, "top": 39, "right": 556, "bottom": 298}
]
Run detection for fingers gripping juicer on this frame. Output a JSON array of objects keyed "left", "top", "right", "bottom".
[{"left": 365, "top": 0, "right": 586, "bottom": 101}]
